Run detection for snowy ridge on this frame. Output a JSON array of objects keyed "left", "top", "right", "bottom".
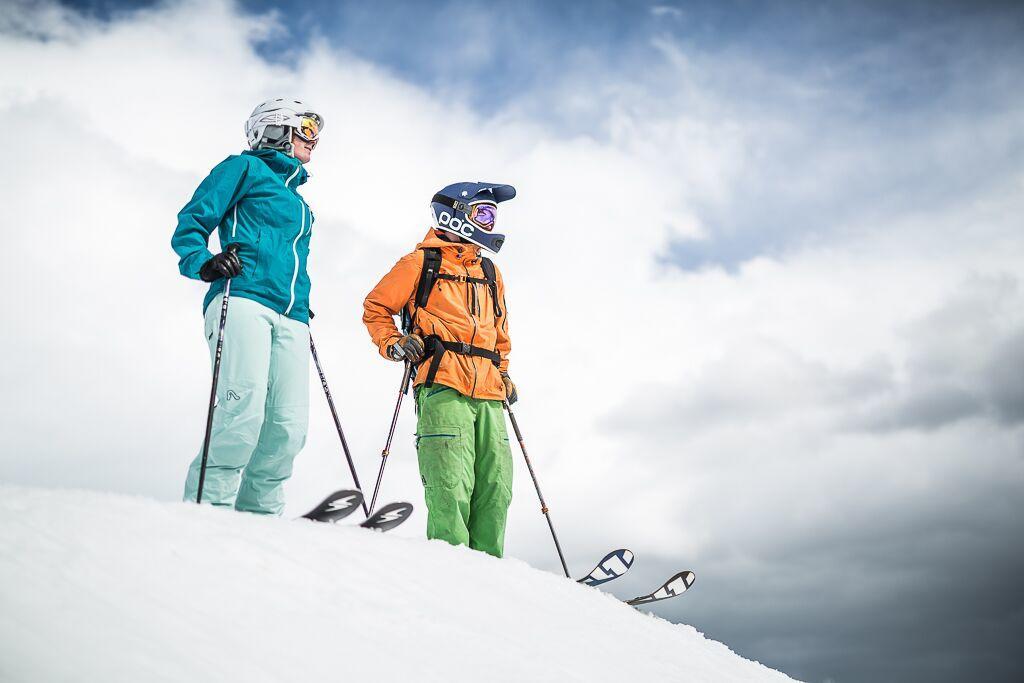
[{"left": 0, "top": 486, "right": 795, "bottom": 682}]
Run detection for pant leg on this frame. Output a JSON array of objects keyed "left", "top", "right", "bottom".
[
  {"left": 415, "top": 386, "right": 476, "bottom": 548},
  {"left": 184, "top": 296, "right": 273, "bottom": 506},
  {"left": 235, "top": 311, "right": 310, "bottom": 515},
  {"left": 467, "top": 398, "right": 514, "bottom": 558}
]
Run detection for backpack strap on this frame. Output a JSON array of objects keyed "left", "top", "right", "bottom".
[
  {"left": 416, "top": 247, "right": 443, "bottom": 309},
  {"left": 480, "top": 257, "right": 502, "bottom": 319},
  {"left": 403, "top": 247, "right": 442, "bottom": 334},
  {"left": 406, "top": 249, "right": 505, "bottom": 388},
  {"left": 421, "top": 336, "right": 501, "bottom": 388}
]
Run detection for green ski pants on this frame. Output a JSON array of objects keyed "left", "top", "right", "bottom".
[
  {"left": 415, "top": 385, "right": 514, "bottom": 558},
  {"left": 183, "top": 294, "right": 309, "bottom": 514}
]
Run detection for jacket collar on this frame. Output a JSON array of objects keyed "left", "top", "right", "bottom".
[
  {"left": 417, "top": 229, "right": 482, "bottom": 262},
  {"left": 243, "top": 149, "right": 309, "bottom": 189}
]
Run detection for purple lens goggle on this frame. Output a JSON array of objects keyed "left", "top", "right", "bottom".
[{"left": 467, "top": 201, "right": 497, "bottom": 231}]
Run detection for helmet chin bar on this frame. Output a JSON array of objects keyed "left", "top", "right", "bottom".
[{"left": 257, "top": 125, "right": 294, "bottom": 157}]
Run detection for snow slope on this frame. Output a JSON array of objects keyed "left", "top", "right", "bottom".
[{"left": 0, "top": 486, "right": 795, "bottom": 682}]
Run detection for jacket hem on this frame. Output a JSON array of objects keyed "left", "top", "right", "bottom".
[{"left": 203, "top": 288, "right": 309, "bottom": 325}]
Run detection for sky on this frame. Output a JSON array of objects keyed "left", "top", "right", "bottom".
[{"left": 1, "top": 1, "right": 1022, "bottom": 681}]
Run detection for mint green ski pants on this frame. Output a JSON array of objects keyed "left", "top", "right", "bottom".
[
  {"left": 415, "top": 385, "right": 513, "bottom": 558},
  {"left": 183, "top": 294, "right": 309, "bottom": 514}
]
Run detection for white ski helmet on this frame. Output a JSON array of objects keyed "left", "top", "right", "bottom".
[{"left": 245, "top": 98, "right": 324, "bottom": 156}]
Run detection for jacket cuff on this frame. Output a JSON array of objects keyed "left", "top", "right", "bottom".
[
  {"left": 379, "top": 334, "right": 401, "bottom": 359},
  {"left": 180, "top": 249, "right": 214, "bottom": 281}
]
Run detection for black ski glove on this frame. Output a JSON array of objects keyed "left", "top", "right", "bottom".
[
  {"left": 387, "top": 334, "right": 426, "bottom": 362},
  {"left": 501, "top": 371, "right": 518, "bottom": 405},
  {"left": 199, "top": 246, "right": 243, "bottom": 283}
]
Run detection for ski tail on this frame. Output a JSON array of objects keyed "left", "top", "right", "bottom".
[
  {"left": 360, "top": 502, "right": 414, "bottom": 532},
  {"left": 626, "top": 571, "right": 695, "bottom": 606},
  {"left": 301, "top": 489, "right": 364, "bottom": 523},
  {"left": 577, "top": 549, "right": 634, "bottom": 587}
]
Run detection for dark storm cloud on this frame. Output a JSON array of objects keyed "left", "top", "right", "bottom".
[
  {"left": 849, "top": 277, "right": 1024, "bottom": 433},
  {"left": 596, "top": 268, "right": 1024, "bottom": 683},
  {"left": 630, "top": 526, "right": 1024, "bottom": 683},
  {"left": 986, "top": 330, "right": 1024, "bottom": 426},
  {"left": 674, "top": 453, "right": 1024, "bottom": 680},
  {"left": 854, "top": 384, "right": 984, "bottom": 432}
]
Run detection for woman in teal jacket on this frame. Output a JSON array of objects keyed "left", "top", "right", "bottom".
[{"left": 172, "top": 98, "right": 322, "bottom": 514}]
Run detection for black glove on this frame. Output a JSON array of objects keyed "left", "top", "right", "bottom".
[
  {"left": 501, "top": 371, "right": 518, "bottom": 405},
  {"left": 387, "top": 334, "right": 426, "bottom": 362},
  {"left": 199, "top": 246, "right": 242, "bottom": 283}
]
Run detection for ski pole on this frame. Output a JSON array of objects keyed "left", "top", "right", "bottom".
[
  {"left": 504, "top": 401, "right": 571, "bottom": 578},
  {"left": 368, "top": 360, "right": 413, "bottom": 514},
  {"left": 310, "top": 334, "right": 370, "bottom": 517},
  {"left": 196, "top": 244, "right": 239, "bottom": 505}
]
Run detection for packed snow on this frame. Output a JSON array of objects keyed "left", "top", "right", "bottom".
[{"left": 0, "top": 485, "right": 795, "bottom": 682}]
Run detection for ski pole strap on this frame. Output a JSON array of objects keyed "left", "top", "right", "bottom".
[{"left": 420, "top": 335, "right": 500, "bottom": 387}]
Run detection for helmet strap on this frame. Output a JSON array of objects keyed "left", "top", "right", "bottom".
[
  {"left": 257, "top": 125, "right": 294, "bottom": 157},
  {"left": 431, "top": 193, "right": 468, "bottom": 212}
]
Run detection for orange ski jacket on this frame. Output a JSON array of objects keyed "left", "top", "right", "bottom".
[{"left": 363, "top": 230, "right": 511, "bottom": 400}]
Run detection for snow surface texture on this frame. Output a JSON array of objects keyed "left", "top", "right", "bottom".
[{"left": 0, "top": 486, "right": 795, "bottom": 682}]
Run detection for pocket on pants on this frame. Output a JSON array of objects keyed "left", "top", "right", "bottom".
[
  {"left": 493, "top": 435, "right": 514, "bottom": 500},
  {"left": 416, "top": 426, "right": 462, "bottom": 490}
]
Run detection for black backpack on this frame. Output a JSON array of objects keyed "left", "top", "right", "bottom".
[{"left": 402, "top": 247, "right": 503, "bottom": 388}]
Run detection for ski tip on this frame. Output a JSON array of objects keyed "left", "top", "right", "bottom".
[
  {"left": 674, "top": 570, "right": 695, "bottom": 589},
  {"left": 625, "top": 570, "right": 696, "bottom": 606},
  {"left": 663, "top": 570, "right": 695, "bottom": 592},
  {"left": 301, "top": 489, "right": 365, "bottom": 523},
  {"left": 361, "top": 501, "right": 414, "bottom": 532},
  {"left": 576, "top": 549, "right": 636, "bottom": 586},
  {"left": 597, "top": 548, "right": 634, "bottom": 567}
]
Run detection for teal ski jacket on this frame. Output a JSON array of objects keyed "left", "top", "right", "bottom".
[{"left": 172, "top": 149, "right": 314, "bottom": 323}]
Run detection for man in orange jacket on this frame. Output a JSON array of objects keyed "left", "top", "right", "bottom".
[{"left": 363, "top": 182, "right": 518, "bottom": 557}]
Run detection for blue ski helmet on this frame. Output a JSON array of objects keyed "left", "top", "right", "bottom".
[{"left": 430, "top": 181, "right": 516, "bottom": 253}]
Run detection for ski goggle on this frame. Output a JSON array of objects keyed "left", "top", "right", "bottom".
[
  {"left": 294, "top": 114, "right": 322, "bottom": 142},
  {"left": 467, "top": 201, "right": 497, "bottom": 231}
]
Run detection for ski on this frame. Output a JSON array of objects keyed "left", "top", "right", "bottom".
[
  {"left": 301, "top": 489, "right": 364, "bottom": 523},
  {"left": 626, "top": 570, "right": 696, "bottom": 606},
  {"left": 360, "top": 502, "right": 414, "bottom": 532},
  {"left": 302, "top": 491, "right": 414, "bottom": 533},
  {"left": 576, "top": 549, "right": 635, "bottom": 587}
]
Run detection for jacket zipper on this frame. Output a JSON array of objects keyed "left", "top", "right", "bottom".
[
  {"left": 464, "top": 262, "right": 479, "bottom": 398},
  {"left": 284, "top": 201, "right": 306, "bottom": 316}
]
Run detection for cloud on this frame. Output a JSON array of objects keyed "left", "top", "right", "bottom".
[
  {"left": 1, "top": 2, "right": 1023, "bottom": 682},
  {"left": 846, "top": 275, "right": 1024, "bottom": 432},
  {"left": 650, "top": 6, "right": 685, "bottom": 24}
]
